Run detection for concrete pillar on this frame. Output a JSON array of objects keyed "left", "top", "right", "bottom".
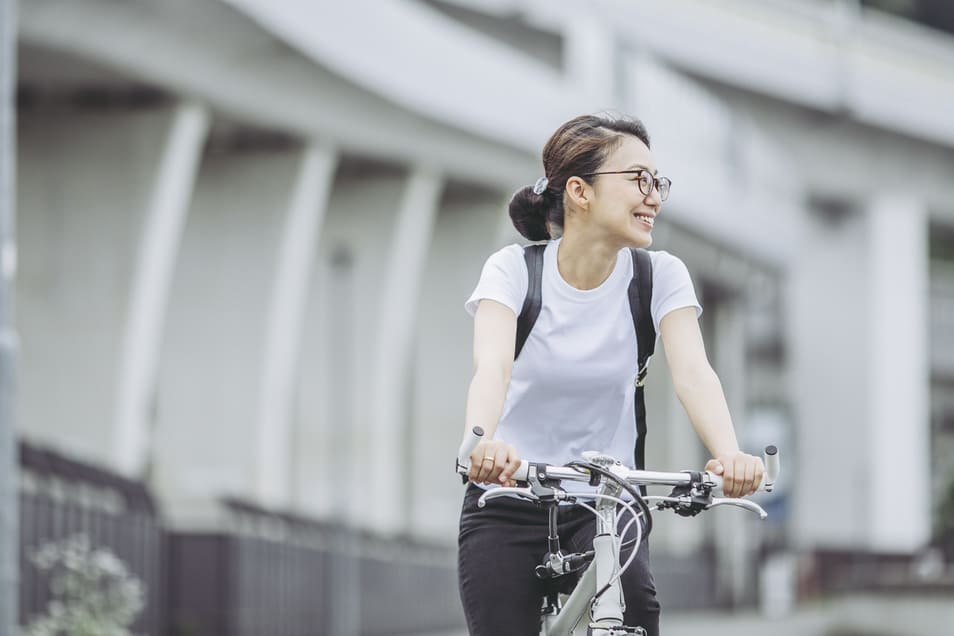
[
  {"left": 790, "top": 200, "right": 871, "bottom": 549},
  {"left": 113, "top": 101, "right": 210, "bottom": 477},
  {"left": 866, "top": 195, "right": 930, "bottom": 552},
  {"left": 791, "top": 195, "right": 931, "bottom": 553},
  {"left": 17, "top": 103, "right": 189, "bottom": 468},
  {"left": 292, "top": 240, "right": 354, "bottom": 519},
  {"left": 253, "top": 144, "right": 338, "bottom": 505},
  {"left": 367, "top": 167, "right": 443, "bottom": 534},
  {"left": 153, "top": 143, "right": 303, "bottom": 524}
]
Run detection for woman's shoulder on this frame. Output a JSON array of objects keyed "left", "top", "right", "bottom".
[
  {"left": 497, "top": 242, "right": 527, "bottom": 259},
  {"left": 643, "top": 249, "right": 696, "bottom": 290},
  {"left": 645, "top": 248, "right": 683, "bottom": 267},
  {"left": 645, "top": 249, "right": 692, "bottom": 277},
  {"left": 465, "top": 243, "right": 532, "bottom": 317},
  {"left": 484, "top": 242, "right": 535, "bottom": 270}
]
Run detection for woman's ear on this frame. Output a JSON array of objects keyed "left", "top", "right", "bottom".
[{"left": 564, "top": 176, "right": 591, "bottom": 212}]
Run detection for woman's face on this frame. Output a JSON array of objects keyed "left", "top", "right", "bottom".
[{"left": 582, "top": 135, "right": 663, "bottom": 249}]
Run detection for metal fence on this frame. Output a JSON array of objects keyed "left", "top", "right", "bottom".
[
  {"left": 804, "top": 548, "right": 954, "bottom": 597},
  {"left": 166, "top": 499, "right": 462, "bottom": 636},
  {"left": 18, "top": 441, "right": 166, "bottom": 635}
]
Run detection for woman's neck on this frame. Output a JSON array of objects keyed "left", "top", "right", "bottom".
[{"left": 556, "top": 233, "right": 620, "bottom": 290}]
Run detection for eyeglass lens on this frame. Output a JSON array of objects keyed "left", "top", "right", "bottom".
[{"left": 636, "top": 172, "right": 670, "bottom": 201}]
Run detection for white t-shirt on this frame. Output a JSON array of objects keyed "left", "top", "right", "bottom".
[{"left": 465, "top": 238, "right": 701, "bottom": 494}]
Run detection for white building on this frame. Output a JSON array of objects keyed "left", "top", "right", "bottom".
[{"left": 13, "top": 0, "right": 954, "bottom": 615}]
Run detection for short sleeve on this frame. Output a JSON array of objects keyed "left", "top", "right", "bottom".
[
  {"left": 464, "top": 244, "right": 528, "bottom": 317},
  {"left": 649, "top": 251, "right": 702, "bottom": 332}
]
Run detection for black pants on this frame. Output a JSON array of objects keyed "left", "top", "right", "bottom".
[{"left": 458, "top": 484, "right": 660, "bottom": 636}]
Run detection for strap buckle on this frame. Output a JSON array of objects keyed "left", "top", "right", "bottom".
[{"left": 634, "top": 359, "right": 651, "bottom": 388}]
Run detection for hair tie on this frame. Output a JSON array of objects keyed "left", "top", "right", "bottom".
[{"left": 532, "top": 176, "right": 549, "bottom": 195}]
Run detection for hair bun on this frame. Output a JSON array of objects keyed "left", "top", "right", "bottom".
[{"left": 508, "top": 185, "right": 551, "bottom": 241}]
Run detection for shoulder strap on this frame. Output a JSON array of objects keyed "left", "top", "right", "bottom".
[
  {"left": 628, "top": 248, "right": 655, "bottom": 485},
  {"left": 629, "top": 248, "right": 656, "bottom": 383},
  {"left": 514, "top": 244, "right": 545, "bottom": 360}
]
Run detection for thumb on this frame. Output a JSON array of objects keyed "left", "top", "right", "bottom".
[{"left": 705, "top": 459, "right": 724, "bottom": 475}]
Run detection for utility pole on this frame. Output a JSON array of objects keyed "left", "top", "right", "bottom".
[{"left": 0, "top": 0, "right": 18, "bottom": 633}]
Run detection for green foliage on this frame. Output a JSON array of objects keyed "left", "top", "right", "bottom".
[{"left": 22, "top": 534, "right": 145, "bottom": 636}]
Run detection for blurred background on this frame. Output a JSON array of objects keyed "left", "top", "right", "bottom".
[{"left": 1, "top": 0, "right": 954, "bottom": 634}]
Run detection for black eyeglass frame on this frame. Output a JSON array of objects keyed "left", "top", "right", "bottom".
[{"left": 580, "top": 170, "right": 671, "bottom": 201}]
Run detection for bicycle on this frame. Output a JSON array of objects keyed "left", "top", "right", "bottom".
[{"left": 456, "top": 426, "right": 780, "bottom": 636}]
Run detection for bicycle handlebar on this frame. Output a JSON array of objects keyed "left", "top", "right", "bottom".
[{"left": 456, "top": 426, "right": 780, "bottom": 499}]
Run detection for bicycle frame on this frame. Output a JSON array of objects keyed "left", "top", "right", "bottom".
[{"left": 542, "top": 492, "right": 634, "bottom": 636}]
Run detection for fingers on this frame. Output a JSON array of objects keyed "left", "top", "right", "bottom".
[
  {"left": 488, "top": 446, "right": 509, "bottom": 484},
  {"left": 737, "top": 455, "right": 764, "bottom": 496},
  {"left": 741, "top": 458, "right": 756, "bottom": 497},
  {"left": 469, "top": 442, "right": 492, "bottom": 483},
  {"left": 722, "top": 456, "right": 737, "bottom": 497},
  {"left": 469, "top": 442, "right": 518, "bottom": 485},
  {"left": 717, "top": 453, "right": 765, "bottom": 497},
  {"left": 475, "top": 447, "right": 497, "bottom": 483},
  {"left": 498, "top": 446, "right": 520, "bottom": 486},
  {"left": 752, "top": 459, "right": 765, "bottom": 496}
]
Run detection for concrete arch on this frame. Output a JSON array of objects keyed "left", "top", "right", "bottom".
[
  {"left": 254, "top": 144, "right": 339, "bottom": 505},
  {"left": 113, "top": 101, "right": 210, "bottom": 477}
]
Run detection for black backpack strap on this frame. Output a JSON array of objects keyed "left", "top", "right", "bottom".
[
  {"left": 515, "top": 244, "right": 546, "bottom": 360},
  {"left": 628, "top": 248, "right": 655, "bottom": 491},
  {"left": 630, "top": 248, "right": 656, "bottom": 383}
]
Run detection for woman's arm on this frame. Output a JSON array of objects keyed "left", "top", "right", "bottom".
[
  {"left": 464, "top": 299, "right": 521, "bottom": 485},
  {"left": 659, "top": 306, "right": 763, "bottom": 497}
]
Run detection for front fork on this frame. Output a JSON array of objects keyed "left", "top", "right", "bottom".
[
  {"left": 588, "top": 480, "right": 648, "bottom": 636},
  {"left": 541, "top": 471, "right": 648, "bottom": 636},
  {"left": 590, "top": 487, "right": 625, "bottom": 628}
]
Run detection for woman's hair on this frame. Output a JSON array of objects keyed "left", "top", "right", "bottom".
[{"left": 508, "top": 112, "right": 650, "bottom": 241}]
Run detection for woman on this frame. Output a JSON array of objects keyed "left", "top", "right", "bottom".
[{"left": 457, "top": 113, "right": 764, "bottom": 636}]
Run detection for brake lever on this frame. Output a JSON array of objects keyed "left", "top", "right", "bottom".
[
  {"left": 477, "top": 484, "right": 572, "bottom": 508},
  {"left": 477, "top": 487, "right": 538, "bottom": 507},
  {"left": 708, "top": 497, "right": 768, "bottom": 519}
]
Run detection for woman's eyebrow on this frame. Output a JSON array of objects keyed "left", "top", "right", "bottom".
[{"left": 624, "top": 164, "right": 658, "bottom": 175}]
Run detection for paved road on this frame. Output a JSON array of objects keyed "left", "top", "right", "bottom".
[
  {"left": 418, "top": 611, "right": 829, "bottom": 636},
  {"left": 421, "top": 597, "right": 953, "bottom": 636}
]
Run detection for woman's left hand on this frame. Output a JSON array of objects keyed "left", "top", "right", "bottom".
[{"left": 705, "top": 451, "right": 764, "bottom": 498}]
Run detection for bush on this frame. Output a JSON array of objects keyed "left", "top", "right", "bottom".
[{"left": 22, "top": 534, "right": 145, "bottom": 636}]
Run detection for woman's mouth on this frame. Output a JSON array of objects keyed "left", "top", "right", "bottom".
[{"left": 634, "top": 213, "right": 654, "bottom": 228}]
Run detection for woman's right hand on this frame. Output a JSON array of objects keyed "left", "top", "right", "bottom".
[{"left": 468, "top": 440, "right": 520, "bottom": 486}]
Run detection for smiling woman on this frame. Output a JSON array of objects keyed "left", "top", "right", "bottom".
[{"left": 457, "top": 112, "right": 765, "bottom": 636}]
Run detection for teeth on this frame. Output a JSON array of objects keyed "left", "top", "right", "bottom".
[{"left": 635, "top": 214, "right": 654, "bottom": 226}]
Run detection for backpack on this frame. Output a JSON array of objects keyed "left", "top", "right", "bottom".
[{"left": 514, "top": 244, "right": 655, "bottom": 494}]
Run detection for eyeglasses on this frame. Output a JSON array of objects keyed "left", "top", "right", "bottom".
[{"left": 581, "top": 169, "right": 671, "bottom": 202}]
